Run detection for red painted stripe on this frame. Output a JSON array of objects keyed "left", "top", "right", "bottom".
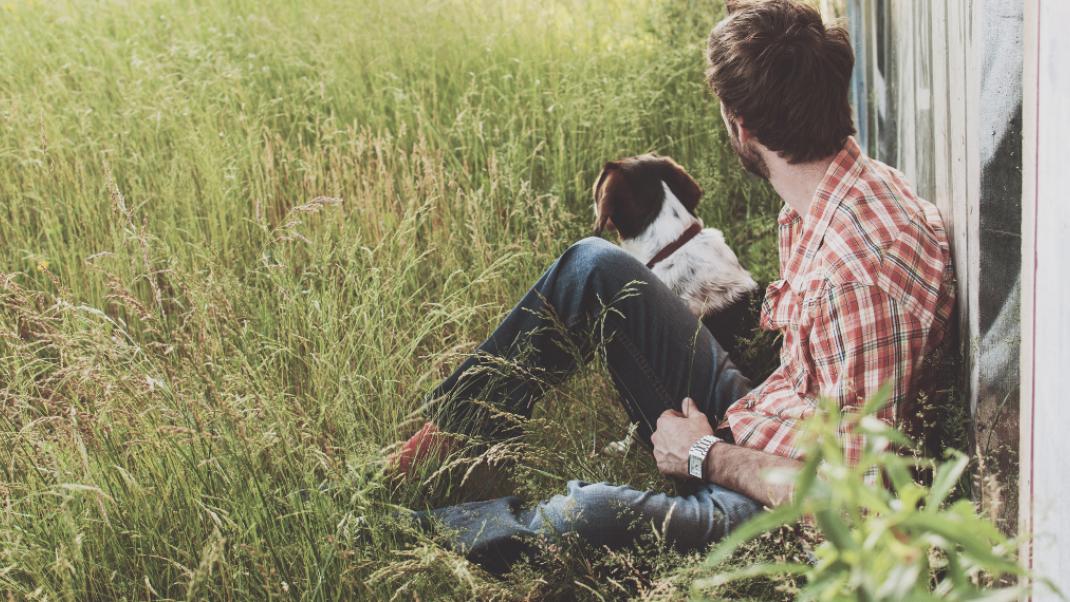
[{"left": 1027, "top": 0, "right": 1042, "bottom": 584}]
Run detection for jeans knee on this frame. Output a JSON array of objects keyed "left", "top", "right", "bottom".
[
  {"left": 559, "top": 237, "right": 645, "bottom": 290},
  {"left": 562, "top": 480, "right": 617, "bottom": 508},
  {"left": 530, "top": 481, "right": 637, "bottom": 540},
  {"left": 565, "top": 236, "right": 619, "bottom": 264}
]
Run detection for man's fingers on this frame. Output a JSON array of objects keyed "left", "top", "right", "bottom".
[
  {"left": 659, "top": 409, "right": 684, "bottom": 420},
  {"left": 682, "top": 397, "right": 703, "bottom": 417}
]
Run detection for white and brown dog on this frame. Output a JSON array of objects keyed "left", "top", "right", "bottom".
[{"left": 592, "top": 153, "right": 757, "bottom": 320}]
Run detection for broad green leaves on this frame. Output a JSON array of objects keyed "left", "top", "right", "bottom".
[{"left": 693, "top": 391, "right": 1045, "bottom": 601}]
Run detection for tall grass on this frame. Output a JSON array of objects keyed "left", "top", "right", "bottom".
[{"left": 0, "top": 0, "right": 781, "bottom": 599}]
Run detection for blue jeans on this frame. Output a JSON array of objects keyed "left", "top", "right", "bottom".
[{"left": 418, "top": 237, "right": 762, "bottom": 568}]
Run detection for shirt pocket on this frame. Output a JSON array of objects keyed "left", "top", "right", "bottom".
[
  {"left": 762, "top": 278, "right": 825, "bottom": 329},
  {"left": 760, "top": 278, "right": 802, "bottom": 331}
]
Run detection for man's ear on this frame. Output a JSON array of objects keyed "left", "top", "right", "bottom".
[
  {"left": 731, "top": 114, "right": 753, "bottom": 145},
  {"left": 659, "top": 158, "right": 703, "bottom": 214},
  {"left": 592, "top": 162, "right": 619, "bottom": 234},
  {"left": 724, "top": 0, "right": 756, "bottom": 15}
]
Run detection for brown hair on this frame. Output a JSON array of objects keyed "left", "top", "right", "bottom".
[{"left": 706, "top": 0, "right": 856, "bottom": 163}]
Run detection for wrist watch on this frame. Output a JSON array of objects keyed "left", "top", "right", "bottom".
[{"left": 688, "top": 434, "right": 721, "bottom": 479}]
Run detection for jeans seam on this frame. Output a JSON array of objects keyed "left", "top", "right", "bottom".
[{"left": 606, "top": 329, "right": 675, "bottom": 411}]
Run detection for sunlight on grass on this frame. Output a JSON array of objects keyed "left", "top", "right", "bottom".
[{"left": 0, "top": 0, "right": 781, "bottom": 598}]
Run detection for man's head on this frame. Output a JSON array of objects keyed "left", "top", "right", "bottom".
[{"left": 706, "top": 0, "right": 855, "bottom": 176}]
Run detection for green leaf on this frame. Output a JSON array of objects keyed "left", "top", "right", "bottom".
[
  {"left": 944, "top": 549, "right": 968, "bottom": 591},
  {"left": 794, "top": 451, "right": 822, "bottom": 499},
  {"left": 701, "top": 504, "right": 804, "bottom": 569},
  {"left": 691, "top": 561, "right": 809, "bottom": 593},
  {"left": 796, "top": 568, "right": 850, "bottom": 602},
  {"left": 875, "top": 559, "right": 925, "bottom": 599},
  {"left": 883, "top": 457, "right": 916, "bottom": 494},
  {"left": 926, "top": 450, "right": 969, "bottom": 509},
  {"left": 814, "top": 509, "right": 856, "bottom": 551},
  {"left": 688, "top": 387, "right": 1034, "bottom": 600},
  {"left": 861, "top": 382, "right": 893, "bottom": 415},
  {"left": 899, "top": 514, "right": 1023, "bottom": 575}
]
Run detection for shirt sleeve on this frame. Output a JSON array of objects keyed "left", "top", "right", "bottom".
[{"left": 807, "top": 281, "right": 928, "bottom": 467}]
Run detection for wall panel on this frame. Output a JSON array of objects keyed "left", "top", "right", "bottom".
[
  {"left": 1022, "top": 0, "right": 1070, "bottom": 597},
  {"left": 846, "top": 0, "right": 1022, "bottom": 531}
]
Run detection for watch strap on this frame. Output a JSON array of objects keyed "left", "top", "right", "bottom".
[{"left": 688, "top": 434, "right": 720, "bottom": 479}]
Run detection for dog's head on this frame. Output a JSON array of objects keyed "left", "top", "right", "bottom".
[{"left": 591, "top": 154, "right": 703, "bottom": 239}]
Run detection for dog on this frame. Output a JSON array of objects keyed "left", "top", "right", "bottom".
[
  {"left": 592, "top": 153, "right": 757, "bottom": 319},
  {"left": 592, "top": 153, "right": 759, "bottom": 456}
]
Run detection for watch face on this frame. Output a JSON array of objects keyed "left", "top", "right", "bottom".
[{"left": 689, "top": 454, "right": 701, "bottom": 477}]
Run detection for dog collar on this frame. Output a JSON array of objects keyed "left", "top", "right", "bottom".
[{"left": 646, "top": 221, "right": 702, "bottom": 269}]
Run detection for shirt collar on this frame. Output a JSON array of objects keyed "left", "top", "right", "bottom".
[
  {"left": 781, "top": 137, "right": 865, "bottom": 287},
  {"left": 777, "top": 204, "right": 801, "bottom": 226}
]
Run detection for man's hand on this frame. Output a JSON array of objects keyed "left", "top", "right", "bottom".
[
  {"left": 650, "top": 397, "right": 713, "bottom": 479},
  {"left": 651, "top": 397, "right": 804, "bottom": 507}
]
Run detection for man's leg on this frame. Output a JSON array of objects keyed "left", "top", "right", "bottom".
[
  {"left": 417, "top": 480, "right": 763, "bottom": 570},
  {"left": 425, "top": 237, "right": 752, "bottom": 442},
  {"left": 526, "top": 480, "right": 762, "bottom": 550},
  {"left": 408, "top": 238, "right": 763, "bottom": 565}
]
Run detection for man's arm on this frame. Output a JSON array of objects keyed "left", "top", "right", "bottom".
[
  {"left": 702, "top": 441, "right": 801, "bottom": 507},
  {"left": 650, "top": 398, "right": 801, "bottom": 508}
]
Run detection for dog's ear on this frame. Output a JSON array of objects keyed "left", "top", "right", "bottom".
[
  {"left": 592, "top": 162, "right": 620, "bottom": 234},
  {"left": 659, "top": 157, "right": 703, "bottom": 214}
]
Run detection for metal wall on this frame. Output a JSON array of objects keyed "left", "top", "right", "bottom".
[
  {"left": 1021, "top": 1, "right": 1070, "bottom": 597},
  {"left": 845, "top": 0, "right": 1024, "bottom": 530},
  {"left": 843, "top": 2, "right": 1070, "bottom": 594}
]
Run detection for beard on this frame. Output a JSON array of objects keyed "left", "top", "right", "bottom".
[{"left": 728, "top": 124, "right": 770, "bottom": 180}]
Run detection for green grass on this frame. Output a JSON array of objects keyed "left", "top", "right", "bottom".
[{"left": 0, "top": 0, "right": 784, "bottom": 599}]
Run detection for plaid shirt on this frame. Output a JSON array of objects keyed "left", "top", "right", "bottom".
[{"left": 720, "top": 137, "right": 956, "bottom": 466}]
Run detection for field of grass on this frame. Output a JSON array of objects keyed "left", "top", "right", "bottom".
[{"left": 0, "top": 0, "right": 787, "bottom": 599}]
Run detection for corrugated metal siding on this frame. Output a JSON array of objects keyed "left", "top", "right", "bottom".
[
  {"left": 846, "top": 0, "right": 1023, "bottom": 531},
  {"left": 1022, "top": 0, "right": 1070, "bottom": 597}
]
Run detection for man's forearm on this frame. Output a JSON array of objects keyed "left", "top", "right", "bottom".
[{"left": 703, "top": 442, "right": 802, "bottom": 508}]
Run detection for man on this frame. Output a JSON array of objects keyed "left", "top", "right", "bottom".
[{"left": 390, "top": 0, "right": 956, "bottom": 568}]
